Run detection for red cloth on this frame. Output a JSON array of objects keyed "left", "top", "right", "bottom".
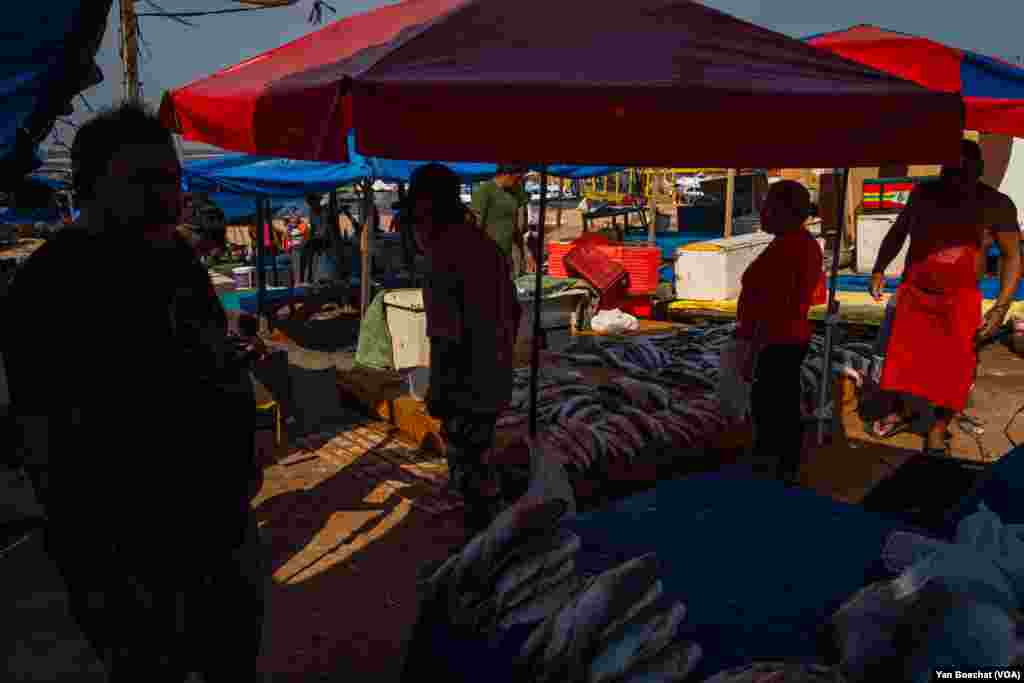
[
  {"left": 160, "top": 1, "right": 962, "bottom": 168},
  {"left": 880, "top": 224, "right": 982, "bottom": 411},
  {"left": 736, "top": 228, "right": 824, "bottom": 346}
]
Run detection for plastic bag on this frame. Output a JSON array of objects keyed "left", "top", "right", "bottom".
[
  {"left": 716, "top": 339, "right": 752, "bottom": 422},
  {"left": 591, "top": 309, "right": 639, "bottom": 335}
]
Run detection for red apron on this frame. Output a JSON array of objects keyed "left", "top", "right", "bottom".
[{"left": 879, "top": 224, "right": 982, "bottom": 412}]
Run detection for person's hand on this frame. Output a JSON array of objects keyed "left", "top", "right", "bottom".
[
  {"left": 869, "top": 272, "right": 886, "bottom": 302},
  {"left": 977, "top": 304, "right": 1010, "bottom": 343}
]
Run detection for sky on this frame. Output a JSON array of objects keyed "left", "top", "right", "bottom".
[{"left": 46, "top": 0, "right": 1024, "bottom": 154}]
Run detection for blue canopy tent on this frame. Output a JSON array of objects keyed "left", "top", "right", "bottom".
[
  {"left": 0, "top": 2, "right": 111, "bottom": 189},
  {"left": 183, "top": 131, "right": 625, "bottom": 320}
]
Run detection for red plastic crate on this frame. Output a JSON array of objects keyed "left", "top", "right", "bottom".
[{"left": 548, "top": 241, "right": 660, "bottom": 295}]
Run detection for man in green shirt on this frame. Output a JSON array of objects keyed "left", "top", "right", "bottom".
[{"left": 471, "top": 165, "right": 530, "bottom": 276}]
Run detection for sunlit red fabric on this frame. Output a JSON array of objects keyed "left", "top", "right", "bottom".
[
  {"left": 809, "top": 25, "right": 1024, "bottom": 137},
  {"left": 161, "top": 1, "right": 963, "bottom": 167}
]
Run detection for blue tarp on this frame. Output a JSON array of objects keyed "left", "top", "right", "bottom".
[
  {"left": 183, "top": 131, "right": 623, "bottom": 199},
  {"left": 1, "top": 3, "right": 108, "bottom": 169}
]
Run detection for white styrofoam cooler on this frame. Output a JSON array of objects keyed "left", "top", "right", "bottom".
[
  {"left": 674, "top": 232, "right": 775, "bottom": 301},
  {"left": 383, "top": 289, "right": 430, "bottom": 370},
  {"left": 856, "top": 213, "right": 909, "bottom": 276},
  {"left": 383, "top": 288, "right": 591, "bottom": 369}
]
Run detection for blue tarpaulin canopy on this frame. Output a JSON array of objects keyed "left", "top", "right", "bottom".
[
  {"left": 1, "top": 2, "right": 110, "bottom": 180},
  {"left": 184, "top": 131, "right": 623, "bottom": 199}
]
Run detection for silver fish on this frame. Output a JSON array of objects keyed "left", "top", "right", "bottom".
[
  {"left": 539, "top": 553, "right": 661, "bottom": 668},
  {"left": 494, "top": 529, "right": 581, "bottom": 605},
  {"left": 620, "top": 641, "right": 703, "bottom": 683},
  {"left": 589, "top": 601, "right": 688, "bottom": 683},
  {"left": 596, "top": 579, "right": 664, "bottom": 643},
  {"left": 501, "top": 554, "right": 579, "bottom": 616},
  {"left": 451, "top": 497, "right": 569, "bottom": 610},
  {"left": 498, "top": 575, "right": 585, "bottom": 631}
]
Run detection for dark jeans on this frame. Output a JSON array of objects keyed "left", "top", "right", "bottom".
[
  {"left": 751, "top": 344, "right": 809, "bottom": 481},
  {"left": 440, "top": 412, "right": 502, "bottom": 538},
  {"left": 43, "top": 513, "right": 266, "bottom": 681}
]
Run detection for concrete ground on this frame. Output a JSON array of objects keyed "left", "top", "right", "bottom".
[{"left": 5, "top": 261, "right": 1023, "bottom": 681}]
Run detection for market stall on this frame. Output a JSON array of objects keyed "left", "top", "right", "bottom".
[{"left": 158, "top": 0, "right": 968, "bottom": 679}]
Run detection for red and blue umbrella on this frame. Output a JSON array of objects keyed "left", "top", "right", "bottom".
[{"left": 808, "top": 24, "right": 1024, "bottom": 137}]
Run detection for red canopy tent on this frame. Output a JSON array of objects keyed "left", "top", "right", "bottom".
[
  {"left": 808, "top": 25, "right": 1024, "bottom": 137},
  {"left": 161, "top": 0, "right": 963, "bottom": 168},
  {"left": 161, "top": 0, "right": 967, "bottom": 441}
]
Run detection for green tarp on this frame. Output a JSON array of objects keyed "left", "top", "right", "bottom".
[
  {"left": 353, "top": 290, "right": 395, "bottom": 371},
  {"left": 354, "top": 278, "right": 598, "bottom": 371}
]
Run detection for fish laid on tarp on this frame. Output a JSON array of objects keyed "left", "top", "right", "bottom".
[
  {"left": 702, "top": 661, "right": 836, "bottom": 683},
  {"left": 522, "top": 553, "right": 662, "bottom": 677},
  {"left": 619, "top": 641, "right": 703, "bottom": 683},
  {"left": 588, "top": 601, "right": 688, "bottom": 683}
]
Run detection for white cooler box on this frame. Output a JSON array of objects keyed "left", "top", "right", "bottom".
[
  {"left": 856, "top": 213, "right": 908, "bottom": 276},
  {"left": 383, "top": 289, "right": 430, "bottom": 370},
  {"left": 383, "top": 288, "right": 591, "bottom": 368},
  {"left": 674, "top": 232, "right": 775, "bottom": 301}
]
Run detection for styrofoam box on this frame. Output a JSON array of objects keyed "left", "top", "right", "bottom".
[
  {"left": 856, "top": 213, "right": 908, "bottom": 276},
  {"left": 674, "top": 232, "right": 775, "bottom": 301},
  {"left": 384, "top": 288, "right": 590, "bottom": 368},
  {"left": 383, "top": 289, "right": 430, "bottom": 370}
]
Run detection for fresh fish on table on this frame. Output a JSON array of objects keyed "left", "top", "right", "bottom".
[
  {"left": 619, "top": 641, "right": 703, "bottom": 683},
  {"left": 617, "top": 405, "right": 669, "bottom": 445},
  {"left": 589, "top": 601, "right": 688, "bottom": 683}
]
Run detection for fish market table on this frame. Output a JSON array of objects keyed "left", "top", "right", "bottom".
[{"left": 403, "top": 474, "right": 924, "bottom": 682}]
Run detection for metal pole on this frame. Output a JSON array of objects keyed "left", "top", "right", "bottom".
[
  {"left": 723, "top": 168, "right": 736, "bottom": 238},
  {"left": 359, "top": 180, "right": 374, "bottom": 316},
  {"left": 817, "top": 168, "right": 848, "bottom": 445},
  {"left": 529, "top": 167, "right": 549, "bottom": 437},
  {"left": 118, "top": 0, "right": 140, "bottom": 103},
  {"left": 255, "top": 199, "right": 266, "bottom": 330}
]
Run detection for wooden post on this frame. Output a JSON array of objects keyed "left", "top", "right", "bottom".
[
  {"left": 723, "top": 169, "right": 737, "bottom": 238},
  {"left": 118, "top": 0, "right": 140, "bottom": 103}
]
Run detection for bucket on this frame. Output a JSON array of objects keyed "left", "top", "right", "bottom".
[{"left": 232, "top": 266, "right": 255, "bottom": 289}]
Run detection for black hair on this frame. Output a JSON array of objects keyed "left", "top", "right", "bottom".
[
  {"left": 406, "top": 163, "right": 468, "bottom": 238},
  {"left": 961, "top": 138, "right": 985, "bottom": 175},
  {"left": 71, "top": 100, "right": 177, "bottom": 202},
  {"left": 768, "top": 179, "right": 812, "bottom": 222}
]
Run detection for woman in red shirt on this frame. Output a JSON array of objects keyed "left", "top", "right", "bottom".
[{"left": 736, "top": 180, "right": 825, "bottom": 485}]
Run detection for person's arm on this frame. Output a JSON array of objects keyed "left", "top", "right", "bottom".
[
  {"left": 872, "top": 188, "right": 917, "bottom": 276},
  {"left": 470, "top": 183, "right": 490, "bottom": 230},
  {"left": 979, "top": 197, "right": 1022, "bottom": 339}
]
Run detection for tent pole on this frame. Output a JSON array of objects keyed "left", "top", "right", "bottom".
[
  {"left": 327, "top": 189, "right": 344, "bottom": 288},
  {"left": 255, "top": 198, "right": 266, "bottom": 331},
  {"left": 724, "top": 168, "right": 736, "bottom": 238},
  {"left": 817, "top": 167, "right": 848, "bottom": 446},
  {"left": 529, "top": 167, "right": 549, "bottom": 437},
  {"left": 359, "top": 180, "right": 374, "bottom": 316}
]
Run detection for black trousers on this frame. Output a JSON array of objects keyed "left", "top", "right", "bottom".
[
  {"left": 43, "top": 513, "right": 266, "bottom": 681},
  {"left": 751, "top": 344, "right": 809, "bottom": 481},
  {"left": 439, "top": 413, "right": 502, "bottom": 538}
]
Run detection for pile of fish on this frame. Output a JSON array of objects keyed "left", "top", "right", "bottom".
[
  {"left": 420, "top": 440, "right": 702, "bottom": 683},
  {"left": 498, "top": 366, "right": 726, "bottom": 472}
]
